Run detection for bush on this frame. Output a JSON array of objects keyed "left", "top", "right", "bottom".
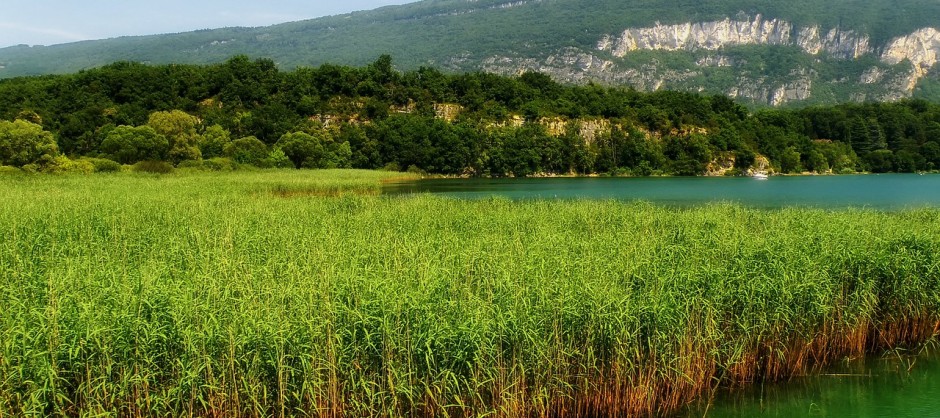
[
  {"left": 264, "top": 148, "right": 295, "bottom": 169},
  {"left": 43, "top": 155, "right": 95, "bottom": 174},
  {"left": 176, "top": 159, "right": 205, "bottom": 169},
  {"left": 0, "top": 165, "right": 22, "bottom": 175},
  {"left": 406, "top": 164, "right": 427, "bottom": 175},
  {"left": 132, "top": 160, "right": 174, "bottom": 174},
  {"left": 82, "top": 157, "right": 122, "bottom": 173},
  {"left": 203, "top": 157, "right": 236, "bottom": 171}
]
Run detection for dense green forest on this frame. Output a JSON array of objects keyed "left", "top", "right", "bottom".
[{"left": 2, "top": 56, "right": 940, "bottom": 176}]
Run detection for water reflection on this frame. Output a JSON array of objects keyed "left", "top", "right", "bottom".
[{"left": 681, "top": 348, "right": 940, "bottom": 418}]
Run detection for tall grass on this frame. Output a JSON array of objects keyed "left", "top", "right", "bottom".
[{"left": 0, "top": 170, "right": 938, "bottom": 417}]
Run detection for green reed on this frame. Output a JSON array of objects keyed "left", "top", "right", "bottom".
[{"left": 0, "top": 170, "right": 938, "bottom": 417}]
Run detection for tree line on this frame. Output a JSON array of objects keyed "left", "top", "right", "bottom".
[{"left": 1, "top": 55, "right": 939, "bottom": 175}]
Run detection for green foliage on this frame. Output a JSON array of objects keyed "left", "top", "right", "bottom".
[
  {"left": 265, "top": 147, "right": 296, "bottom": 169},
  {"left": 199, "top": 124, "right": 232, "bottom": 159},
  {"left": 131, "top": 160, "right": 175, "bottom": 174},
  {"left": 41, "top": 155, "right": 95, "bottom": 174},
  {"left": 1, "top": 58, "right": 940, "bottom": 175},
  {"left": 0, "top": 165, "right": 21, "bottom": 175},
  {"left": 224, "top": 136, "right": 268, "bottom": 166},
  {"left": 866, "top": 149, "right": 896, "bottom": 173},
  {"left": 203, "top": 157, "right": 237, "bottom": 171},
  {"left": 100, "top": 125, "right": 169, "bottom": 164},
  {"left": 176, "top": 159, "right": 205, "bottom": 170},
  {"left": 276, "top": 131, "right": 323, "bottom": 169},
  {"left": 0, "top": 119, "right": 58, "bottom": 167},
  {"left": 734, "top": 149, "right": 757, "bottom": 170},
  {"left": 779, "top": 146, "right": 804, "bottom": 173},
  {"left": 82, "top": 157, "right": 122, "bottom": 173},
  {"left": 286, "top": 130, "right": 354, "bottom": 169},
  {"left": 665, "top": 134, "right": 712, "bottom": 175},
  {"left": 147, "top": 110, "right": 202, "bottom": 163}
]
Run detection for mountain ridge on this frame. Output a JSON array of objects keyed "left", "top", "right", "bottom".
[{"left": 2, "top": 0, "right": 940, "bottom": 106}]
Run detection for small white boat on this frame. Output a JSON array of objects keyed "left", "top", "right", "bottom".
[{"left": 752, "top": 172, "right": 769, "bottom": 180}]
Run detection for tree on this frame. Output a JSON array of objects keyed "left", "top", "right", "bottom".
[
  {"left": 264, "top": 148, "right": 295, "bottom": 169},
  {"left": 276, "top": 132, "right": 322, "bottom": 169},
  {"left": 147, "top": 110, "right": 202, "bottom": 163},
  {"left": 199, "top": 124, "right": 232, "bottom": 159},
  {"left": 100, "top": 125, "right": 168, "bottom": 164},
  {"left": 665, "top": 134, "right": 712, "bottom": 175},
  {"left": 336, "top": 123, "right": 380, "bottom": 169},
  {"left": 370, "top": 114, "right": 435, "bottom": 170},
  {"left": 779, "top": 146, "right": 803, "bottom": 173},
  {"left": 276, "top": 130, "right": 351, "bottom": 169},
  {"left": 921, "top": 141, "right": 940, "bottom": 169},
  {"left": 731, "top": 149, "right": 756, "bottom": 171},
  {"left": 866, "top": 149, "right": 895, "bottom": 173},
  {"left": 224, "top": 136, "right": 268, "bottom": 166},
  {"left": 0, "top": 119, "right": 59, "bottom": 167},
  {"left": 805, "top": 149, "right": 829, "bottom": 173},
  {"left": 498, "top": 125, "right": 542, "bottom": 176}
]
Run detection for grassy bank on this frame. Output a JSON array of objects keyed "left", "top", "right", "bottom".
[{"left": 1, "top": 170, "right": 938, "bottom": 417}]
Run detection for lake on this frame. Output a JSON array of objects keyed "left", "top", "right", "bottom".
[
  {"left": 383, "top": 174, "right": 940, "bottom": 210},
  {"left": 681, "top": 347, "right": 940, "bottom": 418}
]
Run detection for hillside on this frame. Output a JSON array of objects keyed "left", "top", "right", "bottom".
[{"left": 2, "top": 0, "right": 940, "bottom": 106}]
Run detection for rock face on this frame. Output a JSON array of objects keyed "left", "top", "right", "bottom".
[
  {"left": 597, "top": 15, "right": 871, "bottom": 59},
  {"left": 796, "top": 25, "right": 870, "bottom": 59},
  {"left": 881, "top": 28, "right": 940, "bottom": 90},
  {"left": 482, "top": 14, "right": 940, "bottom": 106}
]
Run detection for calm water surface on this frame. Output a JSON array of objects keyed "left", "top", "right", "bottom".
[
  {"left": 384, "top": 174, "right": 940, "bottom": 210},
  {"left": 681, "top": 348, "right": 940, "bottom": 418}
]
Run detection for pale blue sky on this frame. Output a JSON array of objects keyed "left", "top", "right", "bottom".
[{"left": 0, "top": 1, "right": 418, "bottom": 48}]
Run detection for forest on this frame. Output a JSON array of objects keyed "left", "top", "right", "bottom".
[{"left": 2, "top": 55, "right": 940, "bottom": 176}]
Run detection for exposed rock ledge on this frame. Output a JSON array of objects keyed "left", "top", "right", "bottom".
[
  {"left": 882, "top": 28, "right": 940, "bottom": 91},
  {"left": 598, "top": 15, "right": 940, "bottom": 90},
  {"left": 597, "top": 15, "right": 871, "bottom": 59}
]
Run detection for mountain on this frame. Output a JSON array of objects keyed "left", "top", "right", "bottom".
[{"left": 2, "top": 0, "right": 940, "bottom": 106}]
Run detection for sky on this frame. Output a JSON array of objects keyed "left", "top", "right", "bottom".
[{"left": 0, "top": 0, "right": 418, "bottom": 48}]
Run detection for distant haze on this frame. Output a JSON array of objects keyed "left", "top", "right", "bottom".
[{"left": 0, "top": 0, "right": 417, "bottom": 48}]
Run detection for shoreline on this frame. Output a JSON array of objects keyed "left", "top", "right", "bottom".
[{"left": 411, "top": 170, "right": 939, "bottom": 181}]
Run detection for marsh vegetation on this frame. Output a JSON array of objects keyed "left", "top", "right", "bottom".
[{"left": 0, "top": 170, "right": 938, "bottom": 416}]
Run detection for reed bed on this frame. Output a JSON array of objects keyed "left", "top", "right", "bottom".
[{"left": 0, "top": 170, "right": 938, "bottom": 417}]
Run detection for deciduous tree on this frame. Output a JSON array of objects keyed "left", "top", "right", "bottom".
[
  {"left": 0, "top": 119, "right": 58, "bottom": 167},
  {"left": 100, "top": 125, "right": 168, "bottom": 164}
]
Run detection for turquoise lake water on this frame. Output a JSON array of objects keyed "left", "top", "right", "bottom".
[{"left": 383, "top": 174, "right": 940, "bottom": 210}]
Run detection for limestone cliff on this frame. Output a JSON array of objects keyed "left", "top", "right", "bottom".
[
  {"left": 882, "top": 28, "right": 940, "bottom": 91},
  {"left": 597, "top": 16, "right": 870, "bottom": 59},
  {"left": 480, "top": 14, "right": 940, "bottom": 106}
]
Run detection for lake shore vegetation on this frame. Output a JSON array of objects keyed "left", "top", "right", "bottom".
[
  {"left": 3, "top": 56, "right": 940, "bottom": 177},
  {"left": 1, "top": 170, "right": 938, "bottom": 416}
]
